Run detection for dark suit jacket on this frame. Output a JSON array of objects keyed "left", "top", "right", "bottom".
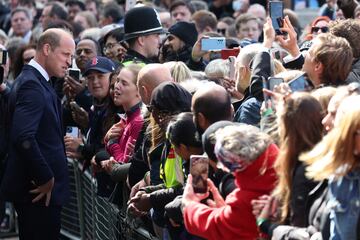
[{"left": 0, "top": 65, "right": 69, "bottom": 206}]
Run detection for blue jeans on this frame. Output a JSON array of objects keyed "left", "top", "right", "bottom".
[{"left": 329, "top": 170, "right": 360, "bottom": 240}]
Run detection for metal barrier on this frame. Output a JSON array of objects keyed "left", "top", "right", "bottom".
[{"left": 61, "top": 158, "right": 158, "bottom": 240}]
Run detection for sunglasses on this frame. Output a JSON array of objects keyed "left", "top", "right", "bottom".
[
  {"left": 217, "top": 28, "right": 226, "bottom": 35},
  {"left": 311, "top": 26, "right": 329, "bottom": 34}
]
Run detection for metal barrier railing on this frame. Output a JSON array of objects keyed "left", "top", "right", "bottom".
[{"left": 61, "top": 158, "right": 158, "bottom": 240}]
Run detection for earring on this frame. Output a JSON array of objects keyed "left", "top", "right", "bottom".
[{"left": 354, "top": 149, "right": 360, "bottom": 156}]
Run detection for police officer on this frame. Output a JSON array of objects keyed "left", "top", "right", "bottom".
[{"left": 122, "top": 6, "right": 166, "bottom": 66}]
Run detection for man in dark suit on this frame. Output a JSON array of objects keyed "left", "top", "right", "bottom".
[{"left": 0, "top": 28, "right": 75, "bottom": 239}]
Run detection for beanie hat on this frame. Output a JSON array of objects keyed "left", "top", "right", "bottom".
[
  {"left": 124, "top": 6, "right": 166, "bottom": 41},
  {"left": 150, "top": 82, "right": 192, "bottom": 113},
  {"left": 168, "top": 21, "right": 198, "bottom": 47}
]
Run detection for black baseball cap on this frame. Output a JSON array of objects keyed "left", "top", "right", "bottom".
[{"left": 150, "top": 82, "right": 192, "bottom": 113}]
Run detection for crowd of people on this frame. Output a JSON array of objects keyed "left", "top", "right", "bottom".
[{"left": 0, "top": 0, "right": 360, "bottom": 239}]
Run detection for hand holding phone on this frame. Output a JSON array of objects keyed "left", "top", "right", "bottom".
[
  {"left": 190, "top": 155, "right": 209, "bottom": 193},
  {"left": 66, "top": 126, "right": 79, "bottom": 138},
  {"left": 228, "top": 56, "right": 236, "bottom": 80},
  {"left": 70, "top": 101, "right": 82, "bottom": 112},
  {"left": 269, "top": 1, "right": 284, "bottom": 35},
  {"left": 68, "top": 68, "right": 81, "bottom": 82},
  {"left": 0, "top": 49, "right": 7, "bottom": 65},
  {"left": 288, "top": 74, "right": 311, "bottom": 92}
]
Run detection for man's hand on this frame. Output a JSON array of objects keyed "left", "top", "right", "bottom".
[
  {"left": 132, "top": 193, "right": 152, "bottom": 212},
  {"left": 71, "top": 106, "right": 89, "bottom": 129},
  {"left": 191, "top": 36, "right": 209, "bottom": 62},
  {"left": 64, "top": 136, "right": 82, "bottom": 153},
  {"left": 91, "top": 156, "right": 104, "bottom": 173},
  {"left": 101, "top": 157, "right": 118, "bottom": 174},
  {"left": 29, "top": 177, "right": 54, "bottom": 206},
  {"left": 64, "top": 75, "right": 85, "bottom": 96},
  {"left": 129, "top": 179, "right": 147, "bottom": 199}
]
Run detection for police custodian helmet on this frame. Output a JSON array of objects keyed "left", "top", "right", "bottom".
[{"left": 124, "top": 6, "right": 166, "bottom": 41}]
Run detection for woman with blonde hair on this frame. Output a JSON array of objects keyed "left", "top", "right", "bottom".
[
  {"left": 163, "top": 61, "right": 192, "bottom": 83},
  {"left": 301, "top": 95, "right": 360, "bottom": 239}
]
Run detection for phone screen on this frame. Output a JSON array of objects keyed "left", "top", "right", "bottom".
[
  {"left": 190, "top": 155, "right": 209, "bottom": 193},
  {"left": 68, "top": 68, "right": 80, "bottom": 82},
  {"left": 66, "top": 126, "right": 79, "bottom": 138},
  {"left": 201, "top": 38, "right": 226, "bottom": 51},
  {"left": 0, "top": 66, "right": 4, "bottom": 84},
  {"left": 228, "top": 56, "right": 236, "bottom": 80},
  {"left": 267, "top": 77, "right": 284, "bottom": 91},
  {"left": 288, "top": 74, "right": 310, "bottom": 92},
  {"left": 270, "top": 1, "right": 284, "bottom": 35},
  {"left": 0, "top": 50, "right": 7, "bottom": 65}
]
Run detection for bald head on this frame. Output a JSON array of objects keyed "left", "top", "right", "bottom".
[
  {"left": 192, "top": 83, "right": 232, "bottom": 128},
  {"left": 137, "top": 63, "right": 173, "bottom": 104}
]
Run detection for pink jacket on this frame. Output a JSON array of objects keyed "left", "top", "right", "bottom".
[{"left": 106, "top": 104, "right": 143, "bottom": 163}]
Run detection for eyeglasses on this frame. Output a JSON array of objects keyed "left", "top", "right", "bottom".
[
  {"left": 311, "top": 26, "right": 329, "bottom": 34},
  {"left": 103, "top": 42, "right": 120, "bottom": 52}
]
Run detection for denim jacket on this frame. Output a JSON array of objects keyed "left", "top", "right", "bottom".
[{"left": 329, "top": 169, "right": 360, "bottom": 240}]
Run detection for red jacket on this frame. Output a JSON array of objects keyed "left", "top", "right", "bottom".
[{"left": 184, "top": 144, "right": 278, "bottom": 240}]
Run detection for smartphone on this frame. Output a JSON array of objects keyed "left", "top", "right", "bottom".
[
  {"left": 221, "top": 48, "right": 240, "bottom": 59},
  {"left": 0, "top": 66, "right": 4, "bottom": 84},
  {"left": 66, "top": 126, "right": 79, "bottom": 138},
  {"left": 228, "top": 56, "right": 236, "bottom": 80},
  {"left": 0, "top": 49, "right": 7, "bottom": 65},
  {"left": 269, "top": 1, "right": 284, "bottom": 35},
  {"left": 266, "top": 77, "right": 284, "bottom": 91},
  {"left": 70, "top": 101, "right": 82, "bottom": 112},
  {"left": 190, "top": 155, "right": 209, "bottom": 193},
  {"left": 288, "top": 74, "right": 310, "bottom": 92},
  {"left": 68, "top": 68, "right": 81, "bottom": 82},
  {"left": 201, "top": 38, "right": 226, "bottom": 51}
]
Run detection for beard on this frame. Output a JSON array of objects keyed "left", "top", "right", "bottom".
[
  {"left": 194, "top": 116, "right": 205, "bottom": 142},
  {"left": 161, "top": 44, "right": 178, "bottom": 62}
]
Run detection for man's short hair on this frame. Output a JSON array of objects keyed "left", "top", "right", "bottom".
[
  {"left": 169, "top": 0, "right": 195, "bottom": 14},
  {"left": 193, "top": 85, "right": 232, "bottom": 124},
  {"left": 80, "top": 37, "right": 101, "bottom": 55},
  {"left": 192, "top": 10, "right": 217, "bottom": 33},
  {"left": 235, "top": 13, "right": 260, "bottom": 33},
  {"left": 48, "top": 2, "right": 68, "bottom": 21},
  {"left": 37, "top": 29, "right": 71, "bottom": 51},
  {"left": 11, "top": 7, "right": 32, "bottom": 21},
  {"left": 329, "top": 19, "right": 360, "bottom": 59},
  {"left": 314, "top": 33, "right": 353, "bottom": 85},
  {"left": 102, "top": 2, "right": 124, "bottom": 23}
]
